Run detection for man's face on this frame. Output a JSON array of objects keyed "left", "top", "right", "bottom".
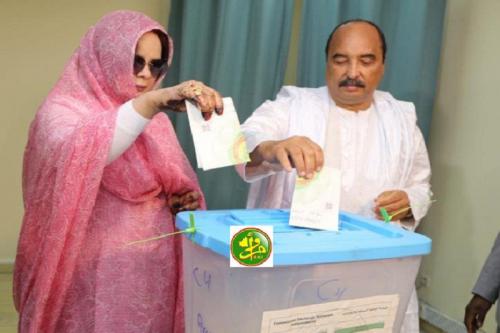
[{"left": 325, "top": 22, "right": 385, "bottom": 110}]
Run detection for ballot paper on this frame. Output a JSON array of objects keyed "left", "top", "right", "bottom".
[
  {"left": 289, "top": 167, "right": 341, "bottom": 231},
  {"left": 186, "top": 97, "right": 250, "bottom": 170},
  {"left": 260, "top": 294, "right": 399, "bottom": 333}
]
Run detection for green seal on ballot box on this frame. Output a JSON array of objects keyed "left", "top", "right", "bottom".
[{"left": 230, "top": 227, "right": 272, "bottom": 266}]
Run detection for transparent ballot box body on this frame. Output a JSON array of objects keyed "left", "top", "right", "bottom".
[{"left": 175, "top": 209, "right": 431, "bottom": 333}]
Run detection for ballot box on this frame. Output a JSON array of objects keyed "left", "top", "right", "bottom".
[{"left": 176, "top": 209, "right": 431, "bottom": 333}]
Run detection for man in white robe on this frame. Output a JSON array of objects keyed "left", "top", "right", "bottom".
[{"left": 236, "top": 19, "right": 432, "bottom": 333}]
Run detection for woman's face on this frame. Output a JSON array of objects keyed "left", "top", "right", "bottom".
[{"left": 133, "top": 32, "right": 164, "bottom": 94}]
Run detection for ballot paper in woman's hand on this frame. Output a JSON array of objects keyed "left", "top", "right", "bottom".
[
  {"left": 185, "top": 97, "right": 250, "bottom": 170},
  {"left": 289, "top": 167, "right": 341, "bottom": 231}
]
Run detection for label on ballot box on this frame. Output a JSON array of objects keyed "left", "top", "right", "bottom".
[{"left": 260, "top": 294, "right": 399, "bottom": 333}]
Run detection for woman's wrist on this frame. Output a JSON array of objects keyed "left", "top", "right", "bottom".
[{"left": 132, "top": 90, "right": 162, "bottom": 119}]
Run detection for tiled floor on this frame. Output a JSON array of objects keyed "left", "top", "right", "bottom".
[{"left": 0, "top": 273, "right": 17, "bottom": 333}]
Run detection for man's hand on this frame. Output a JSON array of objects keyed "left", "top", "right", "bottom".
[
  {"left": 374, "top": 190, "right": 411, "bottom": 221},
  {"left": 168, "top": 191, "right": 201, "bottom": 215},
  {"left": 464, "top": 294, "right": 492, "bottom": 333},
  {"left": 248, "top": 136, "right": 324, "bottom": 179}
]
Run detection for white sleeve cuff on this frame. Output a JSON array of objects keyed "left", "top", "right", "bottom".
[
  {"left": 106, "top": 101, "right": 151, "bottom": 164},
  {"left": 116, "top": 100, "right": 150, "bottom": 135},
  {"left": 235, "top": 161, "right": 283, "bottom": 183}
]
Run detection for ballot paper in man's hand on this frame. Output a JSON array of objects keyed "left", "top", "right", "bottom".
[
  {"left": 186, "top": 97, "right": 250, "bottom": 170},
  {"left": 289, "top": 167, "right": 341, "bottom": 231}
]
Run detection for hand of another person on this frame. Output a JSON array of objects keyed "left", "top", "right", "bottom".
[
  {"left": 464, "top": 294, "right": 492, "bottom": 333},
  {"left": 373, "top": 190, "right": 411, "bottom": 221},
  {"left": 133, "top": 80, "right": 223, "bottom": 120},
  {"left": 167, "top": 191, "right": 201, "bottom": 215},
  {"left": 249, "top": 136, "right": 324, "bottom": 179}
]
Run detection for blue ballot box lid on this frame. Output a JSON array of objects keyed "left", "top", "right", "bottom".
[{"left": 175, "top": 209, "right": 431, "bottom": 266}]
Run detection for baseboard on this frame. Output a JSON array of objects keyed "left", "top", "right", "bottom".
[
  {"left": 0, "top": 260, "right": 14, "bottom": 273},
  {"left": 419, "top": 301, "right": 486, "bottom": 333}
]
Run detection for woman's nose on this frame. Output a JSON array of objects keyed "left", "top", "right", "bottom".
[{"left": 137, "top": 64, "right": 152, "bottom": 78}]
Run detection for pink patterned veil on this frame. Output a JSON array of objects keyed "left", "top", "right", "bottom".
[{"left": 14, "top": 10, "right": 202, "bottom": 332}]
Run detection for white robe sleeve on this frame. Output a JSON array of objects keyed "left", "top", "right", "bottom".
[
  {"left": 106, "top": 100, "right": 150, "bottom": 164},
  {"left": 401, "top": 127, "right": 433, "bottom": 230},
  {"left": 236, "top": 88, "right": 293, "bottom": 182}
]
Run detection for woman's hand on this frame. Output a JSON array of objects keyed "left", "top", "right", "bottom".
[
  {"left": 166, "top": 80, "right": 224, "bottom": 119},
  {"left": 167, "top": 191, "right": 201, "bottom": 215},
  {"left": 133, "top": 80, "right": 223, "bottom": 120}
]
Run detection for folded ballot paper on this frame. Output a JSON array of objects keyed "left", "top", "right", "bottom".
[
  {"left": 289, "top": 167, "right": 341, "bottom": 231},
  {"left": 186, "top": 97, "right": 250, "bottom": 170}
]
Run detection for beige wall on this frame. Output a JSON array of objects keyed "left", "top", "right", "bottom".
[
  {"left": 0, "top": 0, "right": 170, "bottom": 263},
  {"left": 419, "top": 0, "right": 500, "bottom": 331}
]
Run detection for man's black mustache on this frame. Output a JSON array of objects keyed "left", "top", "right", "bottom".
[{"left": 339, "top": 78, "right": 365, "bottom": 88}]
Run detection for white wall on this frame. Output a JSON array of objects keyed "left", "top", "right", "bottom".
[{"left": 419, "top": 0, "right": 500, "bottom": 331}]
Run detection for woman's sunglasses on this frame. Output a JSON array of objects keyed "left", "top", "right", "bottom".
[{"left": 133, "top": 55, "right": 167, "bottom": 78}]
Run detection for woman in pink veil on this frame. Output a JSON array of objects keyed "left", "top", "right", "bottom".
[{"left": 14, "top": 10, "right": 222, "bottom": 333}]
